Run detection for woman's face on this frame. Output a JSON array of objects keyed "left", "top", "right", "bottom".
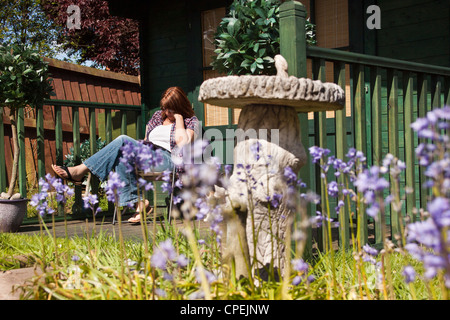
[{"left": 162, "top": 106, "right": 175, "bottom": 121}]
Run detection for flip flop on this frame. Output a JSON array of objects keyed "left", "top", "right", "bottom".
[
  {"left": 128, "top": 207, "right": 153, "bottom": 224},
  {"left": 52, "top": 165, "right": 84, "bottom": 186}
]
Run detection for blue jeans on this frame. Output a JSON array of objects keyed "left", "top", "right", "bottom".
[{"left": 84, "top": 135, "right": 173, "bottom": 207}]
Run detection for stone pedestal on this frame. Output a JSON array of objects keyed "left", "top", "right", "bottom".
[{"left": 199, "top": 55, "right": 345, "bottom": 278}]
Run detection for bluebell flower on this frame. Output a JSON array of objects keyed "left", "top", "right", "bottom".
[
  {"left": 105, "top": 172, "right": 125, "bottom": 203},
  {"left": 309, "top": 146, "right": 331, "bottom": 164}
]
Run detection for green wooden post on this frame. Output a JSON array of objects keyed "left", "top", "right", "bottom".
[
  {"left": 417, "top": 73, "right": 428, "bottom": 210},
  {"left": 353, "top": 63, "right": 368, "bottom": 246},
  {"left": 279, "top": 0, "right": 312, "bottom": 259},
  {"left": 105, "top": 108, "right": 114, "bottom": 216},
  {"left": 370, "top": 67, "right": 383, "bottom": 245},
  {"left": 313, "top": 58, "right": 329, "bottom": 252},
  {"left": 17, "top": 107, "right": 26, "bottom": 198},
  {"left": 444, "top": 78, "right": 450, "bottom": 107},
  {"left": 89, "top": 108, "right": 99, "bottom": 198},
  {"left": 121, "top": 111, "right": 127, "bottom": 135},
  {"left": 0, "top": 107, "right": 5, "bottom": 192},
  {"left": 403, "top": 71, "right": 416, "bottom": 222},
  {"left": 387, "top": 69, "right": 400, "bottom": 242},
  {"left": 72, "top": 106, "right": 82, "bottom": 216},
  {"left": 334, "top": 61, "right": 349, "bottom": 250},
  {"left": 431, "top": 75, "right": 442, "bottom": 110},
  {"left": 55, "top": 104, "right": 64, "bottom": 216},
  {"left": 36, "top": 103, "right": 45, "bottom": 183}
]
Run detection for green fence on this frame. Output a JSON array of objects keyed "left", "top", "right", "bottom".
[{"left": 278, "top": 1, "right": 450, "bottom": 252}]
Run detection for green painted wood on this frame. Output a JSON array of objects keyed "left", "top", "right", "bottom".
[
  {"left": 352, "top": 63, "right": 368, "bottom": 246},
  {"left": 121, "top": 111, "right": 127, "bottom": 135},
  {"left": 72, "top": 106, "right": 82, "bottom": 216},
  {"left": 44, "top": 99, "right": 141, "bottom": 111},
  {"left": 0, "top": 107, "right": 5, "bottom": 192},
  {"left": 17, "top": 108, "right": 26, "bottom": 198},
  {"left": 55, "top": 106, "right": 63, "bottom": 165},
  {"left": 370, "top": 66, "right": 383, "bottom": 245},
  {"left": 36, "top": 103, "right": 45, "bottom": 183},
  {"left": 306, "top": 46, "right": 450, "bottom": 77},
  {"left": 334, "top": 61, "right": 350, "bottom": 250},
  {"left": 313, "top": 58, "right": 329, "bottom": 252},
  {"left": 387, "top": 69, "right": 401, "bottom": 242},
  {"left": 417, "top": 73, "right": 429, "bottom": 210},
  {"left": 431, "top": 75, "right": 442, "bottom": 110},
  {"left": 54, "top": 105, "right": 64, "bottom": 216},
  {"left": 279, "top": 0, "right": 313, "bottom": 260},
  {"left": 445, "top": 78, "right": 450, "bottom": 108},
  {"left": 105, "top": 109, "right": 113, "bottom": 144},
  {"left": 403, "top": 71, "right": 416, "bottom": 222},
  {"left": 89, "top": 108, "right": 99, "bottom": 197}
]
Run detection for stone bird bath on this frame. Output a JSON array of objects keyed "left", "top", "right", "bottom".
[{"left": 198, "top": 55, "right": 345, "bottom": 279}]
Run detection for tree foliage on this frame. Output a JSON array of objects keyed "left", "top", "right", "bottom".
[
  {"left": 0, "top": 0, "right": 63, "bottom": 56},
  {"left": 0, "top": 44, "right": 54, "bottom": 198},
  {"left": 211, "top": 0, "right": 316, "bottom": 76},
  {"left": 41, "top": 0, "right": 140, "bottom": 75}
]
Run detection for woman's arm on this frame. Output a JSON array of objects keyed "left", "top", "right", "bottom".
[{"left": 174, "top": 114, "right": 195, "bottom": 147}]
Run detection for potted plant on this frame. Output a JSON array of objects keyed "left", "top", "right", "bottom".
[
  {"left": 0, "top": 44, "right": 54, "bottom": 232},
  {"left": 211, "top": 0, "right": 316, "bottom": 76}
]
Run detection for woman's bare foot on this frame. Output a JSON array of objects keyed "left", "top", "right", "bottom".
[{"left": 51, "top": 164, "right": 89, "bottom": 183}]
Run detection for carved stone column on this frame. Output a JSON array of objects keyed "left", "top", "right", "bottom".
[{"left": 199, "top": 55, "right": 345, "bottom": 279}]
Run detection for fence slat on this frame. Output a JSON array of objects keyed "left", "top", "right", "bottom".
[
  {"left": 403, "top": 71, "right": 416, "bottom": 222},
  {"left": 353, "top": 64, "right": 368, "bottom": 246},
  {"left": 431, "top": 75, "right": 442, "bottom": 110},
  {"left": 72, "top": 106, "right": 82, "bottom": 215},
  {"left": 17, "top": 108, "right": 26, "bottom": 198},
  {"left": 89, "top": 108, "right": 99, "bottom": 197},
  {"left": 387, "top": 69, "right": 401, "bottom": 242},
  {"left": 334, "top": 61, "right": 349, "bottom": 250},
  {"left": 36, "top": 103, "right": 45, "bottom": 183},
  {"left": 370, "top": 66, "right": 383, "bottom": 245},
  {"left": 0, "top": 107, "right": 5, "bottom": 192},
  {"left": 121, "top": 111, "right": 127, "bottom": 135},
  {"left": 417, "top": 73, "right": 428, "bottom": 210},
  {"left": 313, "top": 58, "right": 329, "bottom": 252}
]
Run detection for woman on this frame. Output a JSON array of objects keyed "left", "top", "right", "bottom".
[{"left": 52, "top": 86, "right": 199, "bottom": 223}]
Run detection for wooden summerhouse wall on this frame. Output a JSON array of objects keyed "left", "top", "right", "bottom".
[
  {"left": 1, "top": 58, "right": 141, "bottom": 189},
  {"left": 377, "top": 0, "right": 450, "bottom": 67}
]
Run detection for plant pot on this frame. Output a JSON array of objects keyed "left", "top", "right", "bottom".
[{"left": 0, "top": 198, "right": 28, "bottom": 233}]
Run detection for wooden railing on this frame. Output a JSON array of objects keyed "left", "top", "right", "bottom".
[
  {"left": 279, "top": 1, "right": 450, "bottom": 253},
  {"left": 0, "top": 99, "right": 144, "bottom": 220}
]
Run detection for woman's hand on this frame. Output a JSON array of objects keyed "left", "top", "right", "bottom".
[{"left": 174, "top": 113, "right": 184, "bottom": 123}]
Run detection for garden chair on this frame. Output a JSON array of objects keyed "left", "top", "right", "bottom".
[{"left": 112, "top": 166, "right": 177, "bottom": 225}]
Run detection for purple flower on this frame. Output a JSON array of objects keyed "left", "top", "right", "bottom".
[
  {"left": 403, "top": 266, "right": 416, "bottom": 284},
  {"left": 292, "top": 258, "right": 309, "bottom": 272},
  {"left": 151, "top": 239, "right": 177, "bottom": 270},
  {"left": 309, "top": 146, "right": 330, "bottom": 163},
  {"left": 363, "top": 244, "right": 378, "bottom": 256},
  {"left": 250, "top": 141, "right": 262, "bottom": 161},
  {"left": 105, "top": 172, "right": 125, "bottom": 203},
  {"left": 327, "top": 181, "right": 339, "bottom": 197},
  {"left": 269, "top": 193, "right": 283, "bottom": 208},
  {"left": 195, "top": 267, "right": 216, "bottom": 284}
]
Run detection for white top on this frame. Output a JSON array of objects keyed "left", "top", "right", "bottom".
[{"left": 148, "top": 124, "right": 171, "bottom": 151}]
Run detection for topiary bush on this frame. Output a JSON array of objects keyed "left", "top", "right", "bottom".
[{"left": 211, "top": 0, "right": 316, "bottom": 76}]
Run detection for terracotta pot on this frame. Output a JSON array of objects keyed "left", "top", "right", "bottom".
[{"left": 0, "top": 198, "right": 28, "bottom": 233}]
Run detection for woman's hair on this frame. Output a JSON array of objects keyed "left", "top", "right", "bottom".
[{"left": 160, "top": 86, "right": 195, "bottom": 119}]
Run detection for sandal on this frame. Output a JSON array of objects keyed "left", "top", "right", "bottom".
[
  {"left": 52, "top": 165, "right": 84, "bottom": 185},
  {"left": 128, "top": 207, "right": 153, "bottom": 224}
]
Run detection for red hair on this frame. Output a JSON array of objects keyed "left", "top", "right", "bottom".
[{"left": 160, "top": 87, "right": 195, "bottom": 119}]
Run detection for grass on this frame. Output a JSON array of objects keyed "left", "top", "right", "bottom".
[{"left": 0, "top": 218, "right": 444, "bottom": 300}]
